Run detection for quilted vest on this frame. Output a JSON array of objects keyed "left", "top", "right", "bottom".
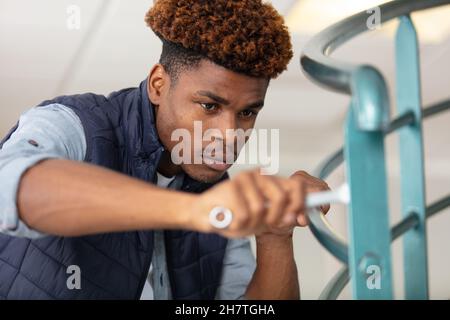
[{"left": 0, "top": 79, "right": 228, "bottom": 299}]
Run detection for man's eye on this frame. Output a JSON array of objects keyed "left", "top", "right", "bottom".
[
  {"left": 199, "top": 103, "right": 218, "bottom": 112},
  {"left": 240, "top": 110, "right": 257, "bottom": 118}
]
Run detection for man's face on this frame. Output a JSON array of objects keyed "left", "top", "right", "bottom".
[{"left": 148, "top": 59, "right": 269, "bottom": 183}]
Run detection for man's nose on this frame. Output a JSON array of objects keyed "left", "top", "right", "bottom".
[{"left": 216, "top": 111, "right": 238, "bottom": 134}]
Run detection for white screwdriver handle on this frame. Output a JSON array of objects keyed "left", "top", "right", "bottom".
[{"left": 306, "top": 183, "right": 350, "bottom": 208}]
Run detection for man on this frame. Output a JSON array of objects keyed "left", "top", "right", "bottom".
[{"left": 0, "top": 0, "right": 329, "bottom": 299}]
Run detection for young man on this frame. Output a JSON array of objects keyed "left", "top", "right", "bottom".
[{"left": 0, "top": 0, "right": 329, "bottom": 299}]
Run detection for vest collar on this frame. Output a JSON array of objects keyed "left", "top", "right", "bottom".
[{"left": 138, "top": 78, "right": 164, "bottom": 157}]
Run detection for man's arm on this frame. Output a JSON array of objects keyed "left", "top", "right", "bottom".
[
  {"left": 214, "top": 234, "right": 298, "bottom": 300},
  {"left": 245, "top": 234, "right": 299, "bottom": 300},
  {"left": 215, "top": 235, "right": 299, "bottom": 300},
  {"left": 0, "top": 104, "right": 194, "bottom": 237},
  {"left": 243, "top": 171, "right": 330, "bottom": 300},
  {"left": 17, "top": 158, "right": 195, "bottom": 236}
]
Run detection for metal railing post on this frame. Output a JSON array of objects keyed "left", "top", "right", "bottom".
[
  {"left": 395, "top": 14, "right": 429, "bottom": 299},
  {"left": 344, "top": 66, "right": 393, "bottom": 298}
]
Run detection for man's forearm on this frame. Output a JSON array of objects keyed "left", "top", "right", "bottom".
[
  {"left": 245, "top": 234, "right": 300, "bottom": 300},
  {"left": 17, "top": 159, "right": 195, "bottom": 237}
]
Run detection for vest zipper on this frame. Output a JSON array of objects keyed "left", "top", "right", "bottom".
[
  {"left": 134, "top": 148, "right": 164, "bottom": 299},
  {"left": 135, "top": 241, "right": 154, "bottom": 299}
]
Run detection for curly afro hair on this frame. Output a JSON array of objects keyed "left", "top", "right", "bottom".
[{"left": 145, "top": 0, "right": 293, "bottom": 80}]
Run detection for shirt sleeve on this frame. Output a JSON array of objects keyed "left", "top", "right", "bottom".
[
  {"left": 0, "top": 103, "right": 86, "bottom": 239},
  {"left": 215, "top": 237, "right": 256, "bottom": 300}
]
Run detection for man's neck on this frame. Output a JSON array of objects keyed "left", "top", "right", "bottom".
[{"left": 157, "top": 150, "right": 183, "bottom": 178}]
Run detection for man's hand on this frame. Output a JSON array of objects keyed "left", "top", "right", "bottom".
[
  {"left": 256, "top": 170, "right": 331, "bottom": 237},
  {"left": 188, "top": 169, "right": 330, "bottom": 238},
  {"left": 290, "top": 170, "right": 331, "bottom": 225},
  {"left": 186, "top": 169, "right": 330, "bottom": 300}
]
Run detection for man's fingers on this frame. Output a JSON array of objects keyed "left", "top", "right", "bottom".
[
  {"left": 304, "top": 183, "right": 331, "bottom": 215},
  {"left": 212, "top": 170, "right": 331, "bottom": 238},
  {"left": 291, "top": 171, "right": 331, "bottom": 215},
  {"left": 254, "top": 175, "right": 289, "bottom": 226},
  {"left": 285, "top": 178, "right": 305, "bottom": 215},
  {"left": 227, "top": 182, "right": 252, "bottom": 232},
  {"left": 235, "top": 171, "right": 266, "bottom": 232}
]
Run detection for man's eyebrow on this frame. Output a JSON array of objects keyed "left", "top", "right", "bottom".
[
  {"left": 195, "top": 90, "right": 264, "bottom": 109},
  {"left": 244, "top": 101, "right": 265, "bottom": 109},
  {"left": 196, "top": 91, "right": 230, "bottom": 105}
]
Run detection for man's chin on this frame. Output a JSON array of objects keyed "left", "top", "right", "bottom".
[{"left": 181, "top": 163, "right": 228, "bottom": 184}]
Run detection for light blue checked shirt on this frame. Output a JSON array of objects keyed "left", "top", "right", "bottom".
[{"left": 0, "top": 104, "right": 256, "bottom": 300}]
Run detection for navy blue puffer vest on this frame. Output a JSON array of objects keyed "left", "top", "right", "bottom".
[{"left": 0, "top": 79, "right": 228, "bottom": 299}]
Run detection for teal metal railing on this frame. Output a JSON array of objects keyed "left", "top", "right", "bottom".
[{"left": 300, "top": 0, "right": 450, "bottom": 299}]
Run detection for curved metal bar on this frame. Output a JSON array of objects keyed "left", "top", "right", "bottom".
[
  {"left": 320, "top": 195, "right": 450, "bottom": 300},
  {"left": 391, "top": 212, "right": 420, "bottom": 241},
  {"left": 385, "top": 111, "right": 416, "bottom": 134},
  {"left": 300, "top": 0, "right": 449, "bottom": 94},
  {"left": 426, "top": 194, "right": 450, "bottom": 218},
  {"left": 422, "top": 99, "right": 450, "bottom": 118},
  {"left": 308, "top": 208, "right": 348, "bottom": 263},
  {"left": 315, "top": 148, "right": 344, "bottom": 180},
  {"left": 311, "top": 99, "right": 450, "bottom": 263},
  {"left": 319, "top": 265, "right": 350, "bottom": 300},
  {"left": 316, "top": 113, "right": 415, "bottom": 179},
  {"left": 317, "top": 99, "right": 450, "bottom": 180}
]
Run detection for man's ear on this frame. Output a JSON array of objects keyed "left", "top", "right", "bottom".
[{"left": 147, "top": 64, "right": 169, "bottom": 106}]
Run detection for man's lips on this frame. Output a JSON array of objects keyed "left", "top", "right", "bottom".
[{"left": 202, "top": 156, "right": 234, "bottom": 171}]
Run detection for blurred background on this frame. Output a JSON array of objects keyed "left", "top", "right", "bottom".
[{"left": 0, "top": 0, "right": 449, "bottom": 299}]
